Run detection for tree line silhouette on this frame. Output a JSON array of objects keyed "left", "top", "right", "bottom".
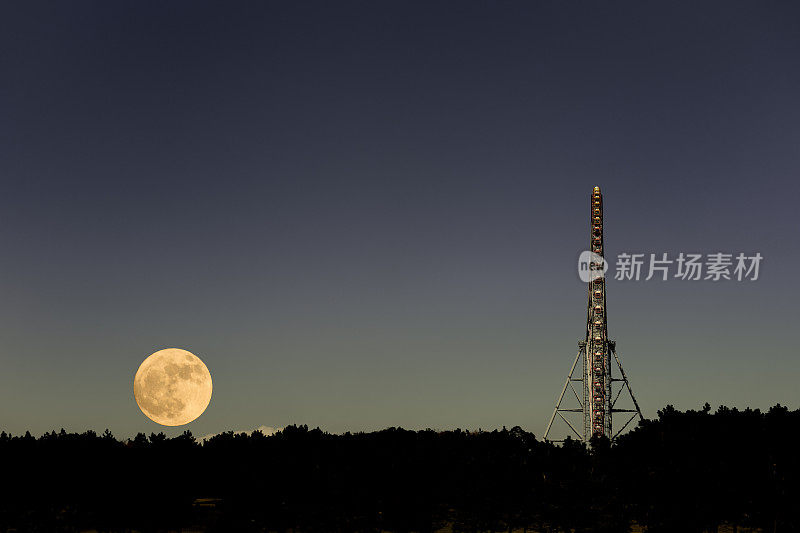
[{"left": 1, "top": 404, "right": 799, "bottom": 532}]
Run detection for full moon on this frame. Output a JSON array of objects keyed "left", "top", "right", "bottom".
[{"left": 133, "top": 348, "right": 213, "bottom": 426}]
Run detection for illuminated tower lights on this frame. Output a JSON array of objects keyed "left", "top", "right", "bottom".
[{"left": 544, "top": 187, "right": 643, "bottom": 443}]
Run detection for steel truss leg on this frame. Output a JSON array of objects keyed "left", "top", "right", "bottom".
[
  {"left": 544, "top": 345, "right": 585, "bottom": 442},
  {"left": 609, "top": 343, "right": 644, "bottom": 440}
]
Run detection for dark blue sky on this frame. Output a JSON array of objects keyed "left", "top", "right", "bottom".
[{"left": 0, "top": 1, "right": 798, "bottom": 438}]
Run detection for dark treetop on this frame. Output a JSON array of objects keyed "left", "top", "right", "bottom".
[{"left": 2, "top": 404, "right": 799, "bottom": 532}]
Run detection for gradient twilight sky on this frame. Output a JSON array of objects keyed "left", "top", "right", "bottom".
[{"left": 0, "top": 1, "right": 798, "bottom": 439}]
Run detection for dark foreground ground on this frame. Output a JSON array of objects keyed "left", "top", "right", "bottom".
[{"left": 2, "top": 404, "right": 799, "bottom": 533}]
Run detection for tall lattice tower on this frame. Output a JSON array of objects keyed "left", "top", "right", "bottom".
[{"left": 544, "top": 186, "right": 643, "bottom": 443}]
